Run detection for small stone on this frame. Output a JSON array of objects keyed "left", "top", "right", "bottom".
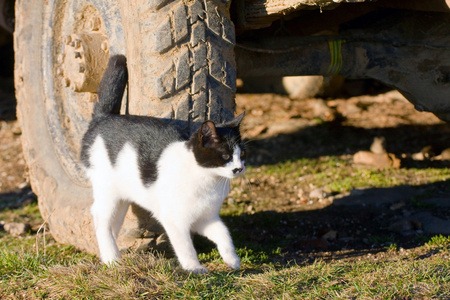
[
  {"left": 353, "top": 151, "right": 401, "bottom": 168},
  {"left": 370, "top": 136, "right": 387, "bottom": 154},
  {"left": 412, "top": 145, "right": 435, "bottom": 161},
  {"left": 390, "top": 202, "right": 405, "bottom": 210},
  {"left": 434, "top": 148, "right": 450, "bottom": 160},
  {"left": 321, "top": 230, "right": 338, "bottom": 241},
  {"left": 388, "top": 219, "right": 418, "bottom": 234},
  {"left": 4, "top": 222, "right": 31, "bottom": 236},
  {"left": 309, "top": 188, "right": 329, "bottom": 199},
  {"left": 312, "top": 99, "right": 337, "bottom": 122}
]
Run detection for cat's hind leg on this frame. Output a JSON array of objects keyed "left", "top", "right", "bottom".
[
  {"left": 193, "top": 218, "right": 240, "bottom": 270},
  {"left": 91, "top": 189, "right": 122, "bottom": 264},
  {"left": 111, "top": 200, "right": 129, "bottom": 240}
]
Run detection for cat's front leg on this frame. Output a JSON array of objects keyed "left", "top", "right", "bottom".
[
  {"left": 162, "top": 221, "right": 208, "bottom": 274},
  {"left": 193, "top": 218, "right": 240, "bottom": 270}
]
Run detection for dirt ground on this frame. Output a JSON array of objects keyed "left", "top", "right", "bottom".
[
  {"left": 229, "top": 81, "right": 450, "bottom": 263},
  {"left": 1, "top": 76, "right": 449, "bottom": 263}
]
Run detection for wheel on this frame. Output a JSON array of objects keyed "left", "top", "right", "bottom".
[
  {"left": 14, "top": 0, "right": 236, "bottom": 255},
  {"left": 121, "top": 0, "right": 236, "bottom": 132}
]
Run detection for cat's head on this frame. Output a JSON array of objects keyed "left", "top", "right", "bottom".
[{"left": 189, "top": 113, "right": 246, "bottom": 179}]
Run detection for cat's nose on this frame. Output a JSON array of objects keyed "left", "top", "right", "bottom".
[{"left": 233, "top": 167, "right": 243, "bottom": 174}]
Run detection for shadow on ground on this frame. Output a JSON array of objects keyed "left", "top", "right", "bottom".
[
  {"left": 245, "top": 120, "right": 450, "bottom": 169},
  {"left": 193, "top": 180, "right": 450, "bottom": 265}
]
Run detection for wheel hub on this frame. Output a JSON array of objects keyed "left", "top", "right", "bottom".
[{"left": 58, "top": 23, "right": 109, "bottom": 93}]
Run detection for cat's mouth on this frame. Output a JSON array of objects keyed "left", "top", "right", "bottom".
[
  {"left": 231, "top": 166, "right": 246, "bottom": 178},
  {"left": 232, "top": 167, "right": 244, "bottom": 174}
]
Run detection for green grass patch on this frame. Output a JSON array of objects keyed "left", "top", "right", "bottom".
[
  {"left": 1, "top": 228, "right": 450, "bottom": 299},
  {"left": 241, "top": 156, "right": 450, "bottom": 194},
  {"left": 1, "top": 155, "right": 449, "bottom": 298}
]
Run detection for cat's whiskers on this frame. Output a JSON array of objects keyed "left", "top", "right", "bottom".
[
  {"left": 239, "top": 175, "right": 253, "bottom": 193},
  {"left": 215, "top": 177, "right": 230, "bottom": 197}
]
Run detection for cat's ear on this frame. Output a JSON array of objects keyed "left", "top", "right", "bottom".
[
  {"left": 224, "top": 112, "right": 245, "bottom": 128},
  {"left": 200, "top": 121, "right": 219, "bottom": 148}
]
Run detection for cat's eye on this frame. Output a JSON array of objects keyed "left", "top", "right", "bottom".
[
  {"left": 222, "top": 154, "right": 231, "bottom": 161},
  {"left": 240, "top": 150, "right": 245, "bottom": 158}
]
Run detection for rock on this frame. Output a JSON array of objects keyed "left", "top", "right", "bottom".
[
  {"left": 388, "top": 219, "right": 416, "bottom": 234},
  {"left": 412, "top": 212, "right": 450, "bottom": 235},
  {"left": 4, "top": 222, "right": 31, "bottom": 236},
  {"left": 433, "top": 148, "right": 450, "bottom": 160},
  {"left": 309, "top": 188, "right": 330, "bottom": 199},
  {"left": 390, "top": 202, "right": 406, "bottom": 210},
  {"left": 412, "top": 145, "right": 435, "bottom": 161},
  {"left": 440, "top": 148, "right": 450, "bottom": 160},
  {"left": 353, "top": 151, "right": 401, "bottom": 168},
  {"left": 311, "top": 99, "right": 337, "bottom": 122},
  {"left": 370, "top": 136, "right": 387, "bottom": 154},
  {"left": 321, "top": 230, "right": 338, "bottom": 241}
]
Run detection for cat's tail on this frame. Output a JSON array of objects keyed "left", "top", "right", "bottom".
[{"left": 93, "top": 54, "right": 128, "bottom": 118}]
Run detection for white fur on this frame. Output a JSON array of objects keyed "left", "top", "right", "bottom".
[{"left": 86, "top": 136, "right": 243, "bottom": 273}]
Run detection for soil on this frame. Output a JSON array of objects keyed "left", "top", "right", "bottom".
[
  {"left": 1, "top": 76, "right": 449, "bottom": 263},
  {"left": 226, "top": 84, "right": 450, "bottom": 263}
]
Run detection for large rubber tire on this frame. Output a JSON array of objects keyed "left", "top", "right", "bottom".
[
  {"left": 121, "top": 0, "right": 236, "bottom": 132},
  {"left": 14, "top": 0, "right": 236, "bottom": 255}
]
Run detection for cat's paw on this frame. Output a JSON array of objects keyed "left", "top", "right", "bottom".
[
  {"left": 224, "top": 254, "right": 240, "bottom": 270},
  {"left": 186, "top": 265, "right": 209, "bottom": 275},
  {"left": 100, "top": 253, "right": 121, "bottom": 266}
]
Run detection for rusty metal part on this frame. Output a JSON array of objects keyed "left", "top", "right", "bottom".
[{"left": 61, "top": 32, "right": 109, "bottom": 93}]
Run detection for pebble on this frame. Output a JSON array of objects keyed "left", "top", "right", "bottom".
[
  {"left": 388, "top": 219, "right": 416, "bottom": 234},
  {"left": 353, "top": 151, "right": 401, "bottom": 168},
  {"left": 321, "top": 230, "right": 338, "bottom": 241},
  {"left": 390, "top": 202, "right": 406, "bottom": 210},
  {"left": 4, "top": 222, "right": 31, "bottom": 236},
  {"left": 312, "top": 99, "right": 337, "bottom": 122},
  {"left": 433, "top": 147, "right": 450, "bottom": 160},
  {"left": 370, "top": 136, "right": 387, "bottom": 154},
  {"left": 412, "top": 145, "right": 435, "bottom": 160},
  {"left": 412, "top": 212, "right": 450, "bottom": 235},
  {"left": 309, "top": 188, "right": 329, "bottom": 199}
]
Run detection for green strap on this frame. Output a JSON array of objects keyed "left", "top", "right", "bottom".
[{"left": 326, "top": 40, "right": 344, "bottom": 76}]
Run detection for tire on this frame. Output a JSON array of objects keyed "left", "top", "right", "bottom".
[
  {"left": 121, "top": 0, "right": 236, "bottom": 132},
  {"left": 15, "top": 0, "right": 236, "bottom": 255}
]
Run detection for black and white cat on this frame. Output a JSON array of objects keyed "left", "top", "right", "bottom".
[{"left": 80, "top": 55, "right": 245, "bottom": 274}]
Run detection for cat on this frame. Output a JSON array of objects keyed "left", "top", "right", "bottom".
[{"left": 80, "top": 55, "right": 245, "bottom": 274}]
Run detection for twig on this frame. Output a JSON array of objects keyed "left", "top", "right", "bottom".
[{"left": 36, "top": 209, "right": 54, "bottom": 257}]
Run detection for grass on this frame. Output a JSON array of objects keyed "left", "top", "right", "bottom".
[
  {"left": 1, "top": 160, "right": 450, "bottom": 299},
  {"left": 0, "top": 236, "right": 449, "bottom": 299},
  {"left": 246, "top": 156, "right": 450, "bottom": 193}
]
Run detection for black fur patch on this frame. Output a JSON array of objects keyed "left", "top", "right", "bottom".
[
  {"left": 80, "top": 54, "right": 245, "bottom": 187},
  {"left": 81, "top": 115, "right": 182, "bottom": 185},
  {"left": 94, "top": 55, "right": 128, "bottom": 117},
  {"left": 187, "top": 113, "right": 245, "bottom": 168}
]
